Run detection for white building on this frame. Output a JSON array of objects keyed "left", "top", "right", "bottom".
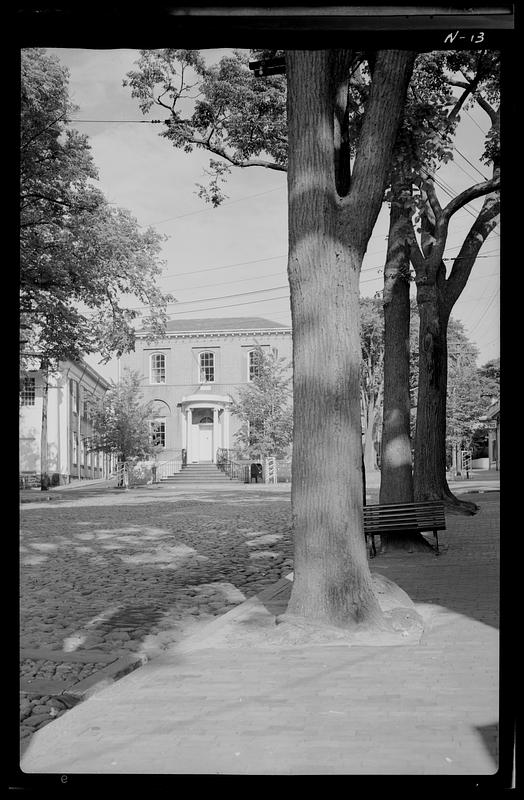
[
  {"left": 19, "top": 359, "right": 112, "bottom": 487},
  {"left": 119, "top": 317, "right": 293, "bottom": 465}
]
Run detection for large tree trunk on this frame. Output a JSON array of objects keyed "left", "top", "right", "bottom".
[
  {"left": 410, "top": 174, "right": 498, "bottom": 516},
  {"left": 379, "top": 174, "right": 433, "bottom": 550},
  {"left": 380, "top": 275, "right": 413, "bottom": 504},
  {"left": 284, "top": 49, "right": 415, "bottom": 629},
  {"left": 413, "top": 282, "right": 477, "bottom": 514},
  {"left": 363, "top": 396, "right": 378, "bottom": 475}
]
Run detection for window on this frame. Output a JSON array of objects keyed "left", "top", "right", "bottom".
[
  {"left": 150, "top": 420, "right": 166, "bottom": 448},
  {"left": 199, "top": 351, "right": 215, "bottom": 383},
  {"left": 72, "top": 432, "right": 78, "bottom": 465},
  {"left": 83, "top": 399, "right": 89, "bottom": 420},
  {"left": 200, "top": 416, "right": 213, "bottom": 424},
  {"left": 150, "top": 353, "right": 166, "bottom": 384},
  {"left": 80, "top": 437, "right": 85, "bottom": 466},
  {"left": 70, "top": 379, "right": 79, "bottom": 413},
  {"left": 20, "top": 377, "right": 35, "bottom": 406},
  {"left": 248, "top": 350, "right": 261, "bottom": 382}
]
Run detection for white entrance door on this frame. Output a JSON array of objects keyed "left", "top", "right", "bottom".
[{"left": 199, "top": 424, "right": 213, "bottom": 461}]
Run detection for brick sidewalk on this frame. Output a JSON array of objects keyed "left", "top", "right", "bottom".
[{"left": 20, "top": 492, "right": 501, "bottom": 777}]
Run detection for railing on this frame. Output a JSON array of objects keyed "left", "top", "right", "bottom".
[
  {"left": 155, "top": 458, "right": 183, "bottom": 482},
  {"left": 216, "top": 448, "right": 249, "bottom": 483},
  {"left": 264, "top": 456, "right": 277, "bottom": 484}
]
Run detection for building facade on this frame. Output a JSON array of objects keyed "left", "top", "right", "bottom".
[
  {"left": 19, "top": 359, "right": 112, "bottom": 486},
  {"left": 119, "top": 318, "right": 293, "bottom": 464},
  {"left": 485, "top": 399, "right": 500, "bottom": 471}
]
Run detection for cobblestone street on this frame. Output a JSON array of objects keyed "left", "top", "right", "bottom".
[{"left": 20, "top": 483, "right": 294, "bottom": 750}]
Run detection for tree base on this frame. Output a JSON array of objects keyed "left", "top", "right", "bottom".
[
  {"left": 377, "top": 532, "right": 437, "bottom": 555},
  {"left": 274, "top": 574, "right": 425, "bottom": 646},
  {"left": 443, "top": 494, "right": 479, "bottom": 516}
]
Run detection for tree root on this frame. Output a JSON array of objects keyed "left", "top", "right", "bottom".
[
  {"left": 442, "top": 493, "right": 479, "bottom": 516},
  {"left": 378, "top": 532, "right": 436, "bottom": 555}
]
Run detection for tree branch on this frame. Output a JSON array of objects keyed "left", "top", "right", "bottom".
[
  {"left": 474, "top": 94, "right": 499, "bottom": 126},
  {"left": 443, "top": 192, "right": 500, "bottom": 315},
  {"left": 441, "top": 176, "right": 500, "bottom": 224}
]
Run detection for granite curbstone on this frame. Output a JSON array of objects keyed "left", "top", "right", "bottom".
[{"left": 63, "top": 652, "right": 149, "bottom": 702}]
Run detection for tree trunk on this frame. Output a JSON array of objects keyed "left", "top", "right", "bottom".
[
  {"left": 378, "top": 183, "right": 433, "bottom": 549},
  {"left": 363, "top": 397, "right": 377, "bottom": 475},
  {"left": 413, "top": 283, "right": 477, "bottom": 514},
  {"left": 380, "top": 275, "right": 413, "bottom": 503},
  {"left": 284, "top": 49, "right": 415, "bottom": 629},
  {"left": 410, "top": 174, "right": 498, "bottom": 516},
  {"left": 40, "top": 366, "right": 50, "bottom": 490}
]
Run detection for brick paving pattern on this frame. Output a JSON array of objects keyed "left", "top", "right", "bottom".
[{"left": 19, "top": 484, "right": 294, "bottom": 750}]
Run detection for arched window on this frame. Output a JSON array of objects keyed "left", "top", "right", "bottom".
[
  {"left": 200, "top": 416, "right": 213, "bottom": 424},
  {"left": 199, "top": 351, "right": 215, "bottom": 383},
  {"left": 150, "top": 353, "right": 166, "bottom": 384},
  {"left": 248, "top": 349, "right": 261, "bottom": 382}
]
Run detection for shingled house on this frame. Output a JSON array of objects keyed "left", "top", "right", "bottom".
[{"left": 119, "top": 317, "right": 292, "bottom": 465}]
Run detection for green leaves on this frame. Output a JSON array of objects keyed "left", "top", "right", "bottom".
[
  {"left": 20, "top": 48, "right": 173, "bottom": 368},
  {"left": 89, "top": 369, "right": 156, "bottom": 462},
  {"left": 125, "top": 48, "right": 288, "bottom": 195},
  {"left": 230, "top": 345, "right": 293, "bottom": 459}
]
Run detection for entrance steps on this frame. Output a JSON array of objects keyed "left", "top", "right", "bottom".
[{"left": 160, "top": 462, "right": 230, "bottom": 484}]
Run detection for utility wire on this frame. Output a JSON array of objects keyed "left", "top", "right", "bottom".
[{"left": 467, "top": 288, "right": 500, "bottom": 336}]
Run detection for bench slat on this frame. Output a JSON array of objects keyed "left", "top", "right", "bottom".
[{"left": 362, "top": 500, "right": 446, "bottom": 556}]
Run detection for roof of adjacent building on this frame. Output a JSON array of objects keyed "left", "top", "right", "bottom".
[
  {"left": 162, "top": 317, "right": 291, "bottom": 333},
  {"left": 485, "top": 399, "right": 500, "bottom": 418}
]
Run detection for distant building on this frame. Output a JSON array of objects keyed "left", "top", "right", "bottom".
[
  {"left": 485, "top": 399, "right": 500, "bottom": 471},
  {"left": 119, "top": 317, "right": 293, "bottom": 464},
  {"left": 19, "top": 359, "right": 112, "bottom": 487}
]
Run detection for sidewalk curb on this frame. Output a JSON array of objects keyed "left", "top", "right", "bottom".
[
  {"left": 21, "top": 652, "right": 149, "bottom": 706},
  {"left": 63, "top": 652, "right": 149, "bottom": 702}
]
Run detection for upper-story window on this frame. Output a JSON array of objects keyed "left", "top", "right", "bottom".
[
  {"left": 70, "top": 379, "right": 79, "bottom": 414},
  {"left": 248, "top": 349, "right": 261, "bottom": 382},
  {"left": 150, "top": 353, "right": 166, "bottom": 384},
  {"left": 199, "top": 351, "right": 215, "bottom": 383},
  {"left": 20, "top": 377, "right": 36, "bottom": 406}
]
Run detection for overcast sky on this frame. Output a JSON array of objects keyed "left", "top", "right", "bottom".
[{"left": 47, "top": 48, "right": 500, "bottom": 382}]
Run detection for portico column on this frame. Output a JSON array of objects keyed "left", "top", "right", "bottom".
[
  {"left": 223, "top": 408, "right": 230, "bottom": 451},
  {"left": 180, "top": 408, "right": 186, "bottom": 459},
  {"left": 186, "top": 407, "right": 193, "bottom": 463},
  {"left": 213, "top": 407, "right": 219, "bottom": 463}
]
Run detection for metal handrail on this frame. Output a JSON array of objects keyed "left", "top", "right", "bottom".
[
  {"left": 216, "top": 449, "right": 249, "bottom": 482},
  {"left": 155, "top": 459, "right": 182, "bottom": 481}
]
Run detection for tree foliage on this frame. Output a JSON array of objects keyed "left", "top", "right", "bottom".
[
  {"left": 230, "top": 345, "right": 292, "bottom": 459},
  {"left": 124, "top": 49, "right": 287, "bottom": 205},
  {"left": 20, "top": 48, "right": 173, "bottom": 369},
  {"left": 89, "top": 369, "right": 157, "bottom": 463}
]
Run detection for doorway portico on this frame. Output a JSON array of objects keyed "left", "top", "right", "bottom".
[{"left": 178, "top": 392, "right": 232, "bottom": 463}]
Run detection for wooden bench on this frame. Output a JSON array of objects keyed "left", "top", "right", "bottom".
[{"left": 363, "top": 500, "right": 446, "bottom": 557}]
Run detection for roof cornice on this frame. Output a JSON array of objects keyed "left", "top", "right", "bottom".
[{"left": 137, "top": 327, "right": 292, "bottom": 340}]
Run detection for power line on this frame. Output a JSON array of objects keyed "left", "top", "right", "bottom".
[
  {"left": 68, "top": 118, "right": 167, "bottom": 124},
  {"left": 161, "top": 254, "right": 287, "bottom": 280},
  {"left": 147, "top": 186, "right": 285, "bottom": 227},
  {"left": 467, "top": 288, "right": 500, "bottom": 336},
  {"left": 174, "top": 270, "right": 286, "bottom": 293},
  {"left": 464, "top": 109, "right": 488, "bottom": 136},
  {"left": 162, "top": 294, "right": 291, "bottom": 316},
  {"left": 453, "top": 146, "right": 489, "bottom": 182}
]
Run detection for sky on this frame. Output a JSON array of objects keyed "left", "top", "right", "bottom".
[{"left": 47, "top": 48, "right": 500, "bottom": 383}]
